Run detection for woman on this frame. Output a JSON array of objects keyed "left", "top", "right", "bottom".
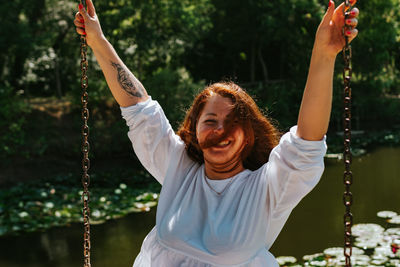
[{"left": 74, "top": 0, "right": 359, "bottom": 266}]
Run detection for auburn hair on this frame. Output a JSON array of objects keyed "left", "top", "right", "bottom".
[{"left": 177, "top": 82, "right": 281, "bottom": 171}]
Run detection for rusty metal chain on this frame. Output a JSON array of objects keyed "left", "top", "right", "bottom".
[
  {"left": 342, "top": 0, "right": 354, "bottom": 266},
  {"left": 80, "top": 0, "right": 91, "bottom": 265}
]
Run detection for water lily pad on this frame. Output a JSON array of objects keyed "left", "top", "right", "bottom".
[
  {"left": 145, "top": 201, "right": 157, "bottom": 208},
  {"left": 323, "top": 247, "right": 343, "bottom": 257},
  {"left": 377, "top": 210, "right": 398, "bottom": 219},
  {"left": 18, "top": 211, "right": 29, "bottom": 218},
  {"left": 136, "top": 192, "right": 158, "bottom": 201},
  {"left": 334, "top": 254, "right": 370, "bottom": 266},
  {"left": 385, "top": 228, "right": 400, "bottom": 235},
  {"left": 124, "top": 206, "right": 141, "bottom": 213},
  {"left": 323, "top": 247, "right": 364, "bottom": 257},
  {"left": 276, "top": 256, "right": 297, "bottom": 265},
  {"left": 92, "top": 210, "right": 101, "bottom": 218},
  {"left": 353, "top": 254, "right": 371, "bottom": 265},
  {"left": 355, "top": 240, "right": 378, "bottom": 249},
  {"left": 370, "top": 254, "right": 388, "bottom": 265},
  {"left": 44, "top": 202, "right": 54, "bottom": 209},
  {"left": 114, "top": 189, "right": 122, "bottom": 194},
  {"left": 352, "top": 223, "right": 384, "bottom": 237},
  {"left": 91, "top": 219, "right": 106, "bottom": 225},
  {"left": 388, "top": 216, "right": 400, "bottom": 224},
  {"left": 302, "top": 253, "right": 324, "bottom": 261},
  {"left": 374, "top": 246, "right": 393, "bottom": 257},
  {"left": 389, "top": 259, "right": 400, "bottom": 266},
  {"left": 134, "top": 202, "right": 145, "bottom": 209},
  {"left": 325, "top": 153, "right": 343, "bottom": 160},
  {"left": 309, "top": 259, "right": 327, "bottom": 266},
  {"left": 111, "top": 214, "right": 124, "bottom": 219}
]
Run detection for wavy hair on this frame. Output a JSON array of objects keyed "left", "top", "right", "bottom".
[{"left": 177, "top": 82, "right": 280, "bottom": 171}]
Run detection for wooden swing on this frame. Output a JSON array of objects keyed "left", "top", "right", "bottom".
[{"left": 78, "top": 1, "right": 356, "bottom": 266}]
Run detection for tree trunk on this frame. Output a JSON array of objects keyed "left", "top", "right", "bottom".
[
  {"left": 257, "top": 43, "right": 268, "bottom": 83},
  {"left": 53, "top": 30, "right": 69, "bottom": 99},
  {"left": 250, "top": 40, "right": 256, "bottom": 83},
  {"left": 54, "top": 56, "right": 62, "bottom": 98}
]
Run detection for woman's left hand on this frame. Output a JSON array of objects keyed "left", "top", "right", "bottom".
[{"left": 314, "top": 0, "right": 359, "bottom": 58}]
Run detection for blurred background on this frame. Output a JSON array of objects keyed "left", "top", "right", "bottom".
[{"left": 0, "top": 0, "right": 399, "bottom": 266}]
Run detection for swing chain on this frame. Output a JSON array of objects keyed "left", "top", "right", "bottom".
[
  {"left": 80, "top": 19, "right": 91, "bottom": 267},
  {"left": 342, "top": 0, "right": 354, "bottom": 266}
]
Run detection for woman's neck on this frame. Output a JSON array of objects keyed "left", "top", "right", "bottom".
[{"left": 204, "top": 160, "right": 245, "bottom": 180}]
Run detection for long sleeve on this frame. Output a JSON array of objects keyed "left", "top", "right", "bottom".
[
  {"left": 264, "top": 125, "right": 327, "bottom": 246},
  {"left": 120, "top": 97, "right": 194, "bottom": 184}
]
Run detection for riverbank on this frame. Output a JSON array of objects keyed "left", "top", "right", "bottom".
[
  {"left": 0, "top": 171, "right": 160, "bottom": 237},
  {"left": 325, "top": 128, "right": 400, "bottom": 159}
]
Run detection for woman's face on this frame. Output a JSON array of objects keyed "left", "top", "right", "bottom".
[{"left": 196, "top": 94, "right": 246, "bottom": 166}]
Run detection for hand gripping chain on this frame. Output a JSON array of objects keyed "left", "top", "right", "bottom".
[
  {"left": 79, "top": 1, "right": 91, "bottom": 266},
  {"left": 342, "top": 0, "right": 354, "bottom": 266}
]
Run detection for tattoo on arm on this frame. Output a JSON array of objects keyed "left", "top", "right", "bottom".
[{"left": 110, "top": 61, "right": 144, "bottom": 98}]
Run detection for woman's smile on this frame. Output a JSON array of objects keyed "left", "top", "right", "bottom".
[
  {"left": 214, "top": 140, "right": 231, "bottom": 148},
  {"left": 208, "top": 140, "right": 233, "bottom": 154}
]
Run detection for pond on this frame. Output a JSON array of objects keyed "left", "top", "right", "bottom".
[{"left": 1, "top": 147, "right": 399, "bottom": 267}]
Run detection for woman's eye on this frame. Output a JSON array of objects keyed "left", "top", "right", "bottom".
[{"left": 204, "top": 120, "right": 216, "bottom": 124}]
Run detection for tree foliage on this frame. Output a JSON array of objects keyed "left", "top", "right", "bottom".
[
  {"left": 0, "top": 0, "right": 399, "bottom": 159},
  {"left": 185, "top": 0, "right": 324, "bottom": 84},
  {"left": 331, "top": 0, "right": 400, "bottom": 130}
]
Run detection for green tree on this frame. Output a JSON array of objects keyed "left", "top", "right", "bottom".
[
  {"left": 331, "top": 0, "right": 400, "bottom": 130},
  {"left": 184, "top": 0, "right": 324, "bottom": 84}
]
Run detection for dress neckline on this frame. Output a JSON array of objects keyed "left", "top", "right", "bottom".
[{"left": 203, "top": 165, "right": 251, "bottom": 182}]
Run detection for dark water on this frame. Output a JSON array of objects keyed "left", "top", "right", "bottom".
[{"left": 1, "top": 147, "right": 399, "bottom": 266}]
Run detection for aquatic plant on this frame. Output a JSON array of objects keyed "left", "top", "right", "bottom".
[
  {"left": 0, "top": 173, "right": 160, "bottom": 236},
  {"left": 277, "top": 210, "right": 400, "bottom": 266}
]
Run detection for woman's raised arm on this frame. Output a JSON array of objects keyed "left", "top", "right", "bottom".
[
  {"left": 297, "top": 1, "right": 359, "bottom": 140},
  {"left": 74, "top": 0, "right": 149, "bottom": 107}
]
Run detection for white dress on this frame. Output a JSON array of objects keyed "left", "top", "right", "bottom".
[{"left": 121, "top": 97, "right": 327, "bottom": 267}]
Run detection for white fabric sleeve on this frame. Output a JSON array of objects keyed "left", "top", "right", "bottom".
[
  {"left": 120, "top": 97, "right": 193, "bottom": 184},
  {"left": 266, "top": 125, "right": 327, "bottom": 219}
]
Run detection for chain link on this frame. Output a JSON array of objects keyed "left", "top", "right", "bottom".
[
  {"left": 79, "top": 1, "right": 91, "bottom": 264},
  {"left": 342, "top": 0, "right": 354, "bottom": 266}
]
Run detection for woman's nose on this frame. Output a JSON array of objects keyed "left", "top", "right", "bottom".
[{"left": 214, "top": 123, "right": 224, "bottom": 133}]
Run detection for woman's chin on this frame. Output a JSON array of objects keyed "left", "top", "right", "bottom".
[
  {"left": 204, "top": 153, "right": 239, "bottom": 167},
  {"left": 204, "top": 144, "right": 244, "bottom": 164}
]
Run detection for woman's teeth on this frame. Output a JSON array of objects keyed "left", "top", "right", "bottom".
[{"left": 217, "top": 140, "right": 230, "bottom": 146}]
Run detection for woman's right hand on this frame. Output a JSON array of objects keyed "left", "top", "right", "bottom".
[{"left": 74, "top": 0, "right": 105, "bottom": 48}]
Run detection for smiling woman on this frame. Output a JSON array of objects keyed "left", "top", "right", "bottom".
[{"left": 74, "top": 0, "right": 359, "bottom": 266}]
